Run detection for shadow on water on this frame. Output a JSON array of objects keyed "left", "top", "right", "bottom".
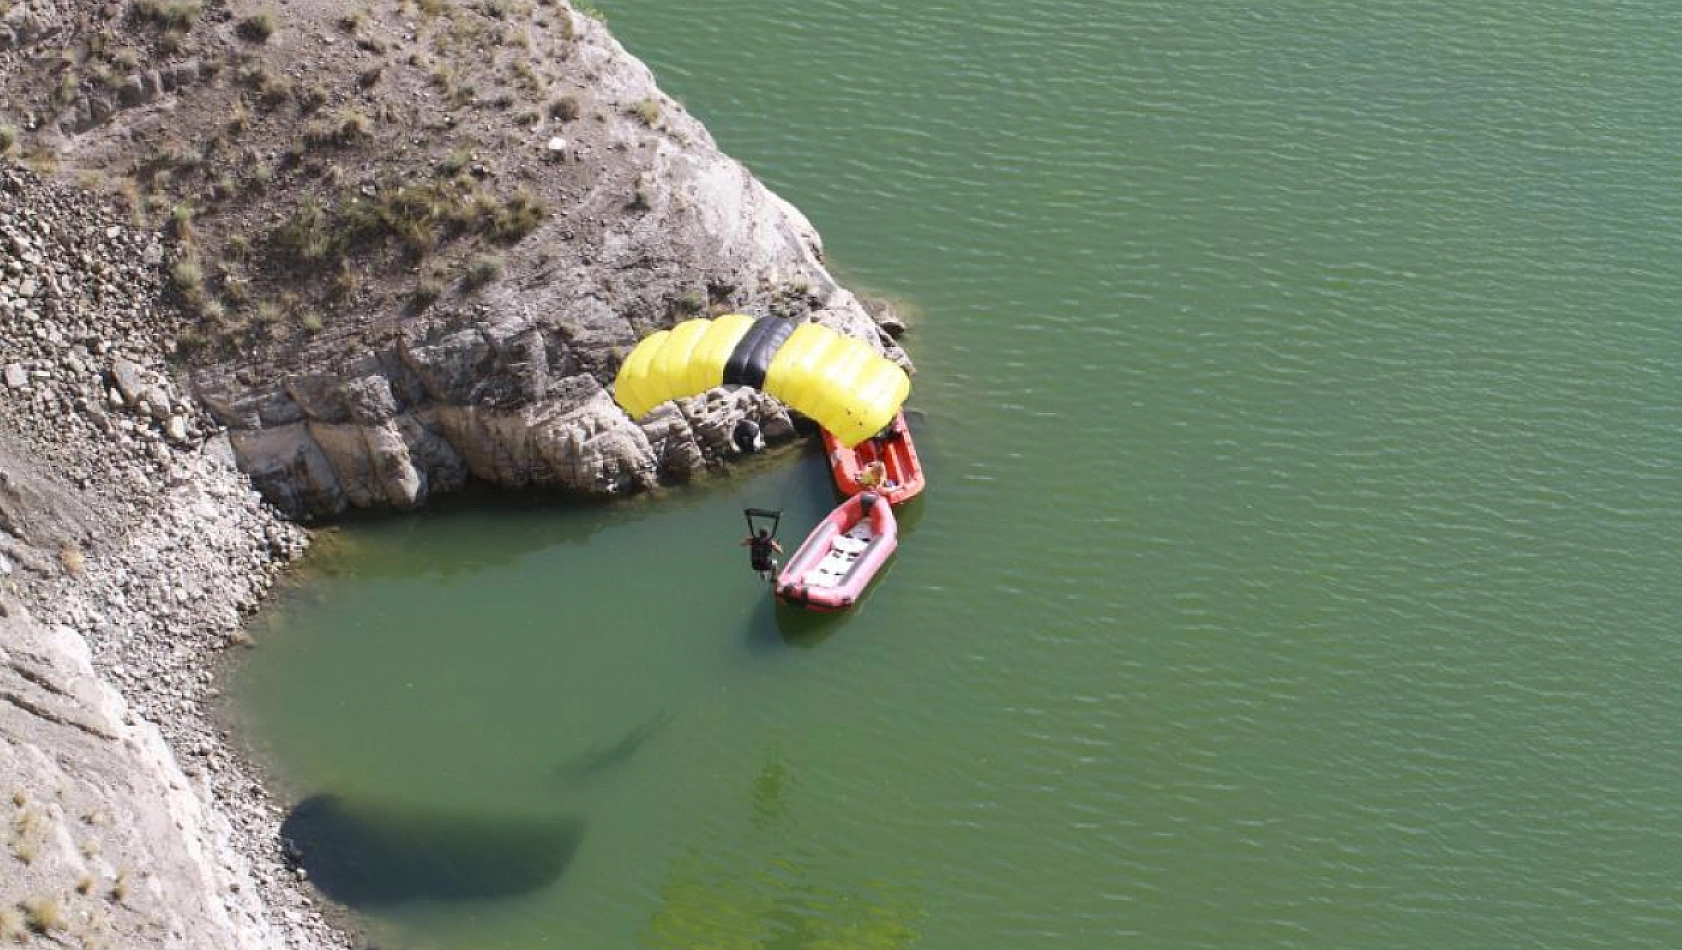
[
  {"left": 554, "top": 710, "right": 676, "bottom": 788},
  {"left": 733, "top": 578, "right": 851, "bottom": 651},
  {"left": 768, "top": 598, "right": 849, "bottom": 649},
  {"left": 279, "top": 794, "right": 584, "bottom": 907}
]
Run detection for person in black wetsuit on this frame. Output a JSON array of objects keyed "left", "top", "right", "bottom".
[{"left": 740, "top": 528, "right": 783, "bottom": 581}]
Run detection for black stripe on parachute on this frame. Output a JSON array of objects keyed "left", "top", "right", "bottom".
[{"left": 723, "top": 317, "right": 796, "bottom": 390}]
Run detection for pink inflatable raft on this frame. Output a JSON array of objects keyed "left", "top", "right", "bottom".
[{"left": 774, "top": 492, "right": 898, "bottom": 612}]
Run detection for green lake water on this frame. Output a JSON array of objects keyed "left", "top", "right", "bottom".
[{"left": 234, "top": 0, "right": 1682, "bottom": 947}]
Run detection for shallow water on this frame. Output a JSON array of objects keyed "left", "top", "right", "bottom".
[{"left": 237, "top": 0, "right": 1682, "bottom": 946}]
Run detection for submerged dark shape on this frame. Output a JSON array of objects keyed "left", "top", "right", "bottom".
[
  {"left": 279, "top": 794, "right": 584, "bottom": 907},
  {"left": 555, "top": 710, "right": 675, "bottom": 787}
]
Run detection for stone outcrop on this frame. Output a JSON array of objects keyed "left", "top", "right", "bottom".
[
  {"left": 3, "top": 0, "right": 908, "bottom": 520},
  {"left": 0, "top": 1, "right": 63, "bottom": 53},
  {"left": 194, "top": 311, "right": 810, "bottom": 518},
  {"left": 175, "top": 11, "right": 903, "bottom": 519}
]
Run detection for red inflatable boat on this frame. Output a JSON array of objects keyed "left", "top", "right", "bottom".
[
  {"left": 774, "top": 492, "right": 898, "bottom": 612},
  {"left": 822, "top": 410, "right": 924, "bottom": 506}
]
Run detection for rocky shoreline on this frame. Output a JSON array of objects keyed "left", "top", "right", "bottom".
[{"left": 0, "top": 166, "right": 339, "bottom": 948}]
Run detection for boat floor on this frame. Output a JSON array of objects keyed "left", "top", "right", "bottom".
[{"left": 807, "top": 523, "right": 875, "bottom": 589}]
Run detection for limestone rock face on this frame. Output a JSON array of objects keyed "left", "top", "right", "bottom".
[
  {"left": 190, "top": 16, "right": 907, "bottom": 519},
  {"left": 200, "top": 338, "right": 807, "bottom": 519},
  {"left": 0, "top": 424, "right": 308, "bottom": 950},
  {"left": 0, "top": 603, "right": 284, "bottom": 950}
]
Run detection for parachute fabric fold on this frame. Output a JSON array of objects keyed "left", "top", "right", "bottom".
[
  {"left": 683, "top": 312, "right": 755, "bottom": 394},
  {"left": 611, "top": 328, "right": 670, "bottom": 419},
  {"left": 612, "top": 315, "right": 910, "bottom": 447},
  {"left": 612, "top": 314, "right": 751, "bottom": 419}
]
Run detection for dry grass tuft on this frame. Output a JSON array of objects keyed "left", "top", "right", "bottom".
[
  {"left": 168, "top": 202, "right": 197, "bottom": 243},
  {"left": 58, "top": 544, "right": 86, "bottom": 575},
  {"left": 548, "top": 95, "right": 579, "bottom": 122},
  {"left": 20, "top": 898, "right": 64, "bottom": 935},
  {"left": 628, "top": 97, "right": 659, "bottom": 126},
  {"left": 170, "top": 256, "right": 205, "bottom": 295},
  {"left": 272, "top": 198, "right": 334, "bottom": 262},
  {"left": 408, "top": 273, "right": 446, "bottom": 312},
  {"left": 238, "top": 64, "right": 292, "bottom": 108},
  {"left": 461, "top": 251, "right": 503, "bottom": 289},
  {"left": 236, "top": 11, "right": 276, "bottom": 42},
  {"left": 131, "top": 0, "right": 202, "bottom": 30},
  {"left": 303, "top": 107, "right": 373, "bottom": 148},
  {"left": 54, "top": 72, "right": 80, "bottom": 110}
]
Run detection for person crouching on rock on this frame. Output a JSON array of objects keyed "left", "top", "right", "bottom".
[{"left": 732, "top": 418, "right": 765, "bottom": 455}]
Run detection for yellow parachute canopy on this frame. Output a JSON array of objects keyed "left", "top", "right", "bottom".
[{"left": 613, "top": 315, "right": 910, "bottom": 447}]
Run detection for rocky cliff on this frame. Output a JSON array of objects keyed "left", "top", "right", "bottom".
[
  {"left": 187, "top": 9, "right": 908, "bottom": 519},
  {"left": 2, "top": 0, "right": 908, "bottom": 520}
]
